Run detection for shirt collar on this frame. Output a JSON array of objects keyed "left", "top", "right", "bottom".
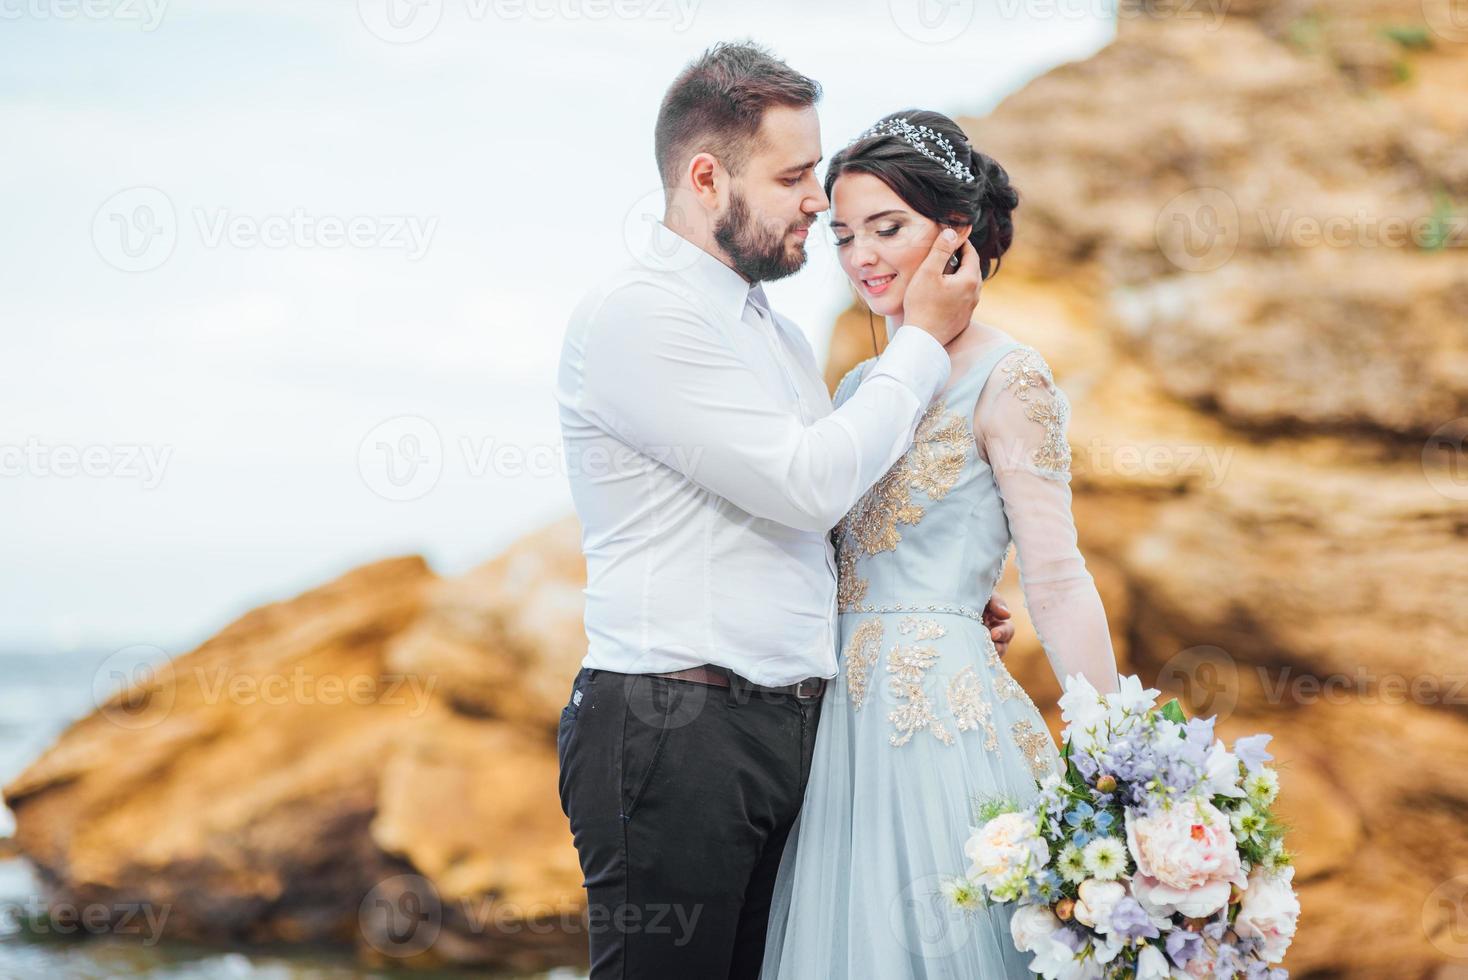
[{"left": 645, "top": 219, "right": 760, "bottom": 323}]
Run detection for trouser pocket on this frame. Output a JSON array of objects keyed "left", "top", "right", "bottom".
[
  {"left": 619, "top": 675, "right": 676, "bottom": 821},
  {"left": 557, "top": 668, "right": 594, "bottom": 817}
]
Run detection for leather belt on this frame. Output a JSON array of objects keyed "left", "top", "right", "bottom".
[{"left": 646, "top": 665, "right": 827, "bottom": 700}]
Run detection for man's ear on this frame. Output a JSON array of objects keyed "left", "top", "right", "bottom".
[{"left": 686, "top": 152, "right": 725, "bottom": 210}]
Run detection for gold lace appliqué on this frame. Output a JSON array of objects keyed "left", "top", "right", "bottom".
[
  {"left": 845, "top": 618, "right": 884, "bottom": 711},
  {"left": 946, "top": 666, "right": 998, "bottom": 750},
  {"left": 985, "top": 636, "right": 1036, "bottom": 711},
  {"left": 838, "top": 397, "right": 971, "bottom": 560},
  {"left": 836, "top": 545, "right": 868, "bottom": 611},
  {"left": 1011, "top": 719, "right": 1059, "bottom": 780},
  {"left": 886, "top": 616, "right": 952, "bottom": 746},
  {"left": 999, "top": 348, "right": 1072, "bottom": 477}
]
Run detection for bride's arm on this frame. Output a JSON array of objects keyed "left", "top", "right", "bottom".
[{"left": 975, "top": 346, "right": 1120, "bottom": 695}]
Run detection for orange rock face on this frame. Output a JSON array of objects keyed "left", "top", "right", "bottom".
[{"left": 4, "top": 531, "right": 591, "bottom": 973}]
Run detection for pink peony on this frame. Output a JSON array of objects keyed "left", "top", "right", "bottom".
[{"left": 1125, "top": 800, "right": 1249, "bottom": 919}]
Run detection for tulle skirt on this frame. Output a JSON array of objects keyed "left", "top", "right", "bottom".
[{"left": 761, "top": 609, "right": 1064, "bottom": 979}]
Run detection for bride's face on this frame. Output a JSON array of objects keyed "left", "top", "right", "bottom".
[{"left": 830, "top": 172, "right": 943, "bottom": 319}]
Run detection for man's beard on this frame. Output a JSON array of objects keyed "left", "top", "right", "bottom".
[{"left": 714, "top": 189, "right": 809, "bottom": 284}]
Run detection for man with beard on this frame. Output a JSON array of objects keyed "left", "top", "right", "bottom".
[{"left": 553, "top": 41, "right": 990, "bottom": 979}]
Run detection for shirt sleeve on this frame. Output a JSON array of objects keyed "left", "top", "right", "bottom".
[
  {"left": 573, "top": 280, "right": 951, "bottom": 533},
  {"left": 976, "top": 346, "right": 1119, "bottom": 695}
]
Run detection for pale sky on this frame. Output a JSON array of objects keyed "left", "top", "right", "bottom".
[{"left": 0, "top": 0, "right": 1114, "bottom": 657}]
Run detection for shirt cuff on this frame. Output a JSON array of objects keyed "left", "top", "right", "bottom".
[{"left": 866, "top": 323, "right": 952, "bottom": 401}]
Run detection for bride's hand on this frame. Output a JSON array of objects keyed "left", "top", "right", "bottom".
[{"left": 983, "top": 592, "right": 1013, "bottom": 658}]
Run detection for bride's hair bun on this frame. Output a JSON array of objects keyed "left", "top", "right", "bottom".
[{"left": 968, "top": 146, "right": 1019, "bottom": 279}]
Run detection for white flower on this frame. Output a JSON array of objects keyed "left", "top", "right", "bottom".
[
  {"left": 1107, "top": 674, "right": 1160, "bottom": 724},
  {"left": 1057, "top": 842, "right": 1089, "bottom": 884},
  {"left": 1229, "top": 801, "right": 1268, "bottom": 845},
  {"left": 1091, "top": 927, "right": 1127, "bottom": 965},
  {"left": 1234, "top": 864, "right": 1299, "bottom": 963},
  {"left": 1059, "top": 673, "right": 1107, "bottom": 747},
  {"left": 1136, "top": 943, "right": 1173, "bottom": 980},
  {"left": 1028, "top": 932, "right": 1098, "bottom": 980},
  {"left": 965, "top": 811, "right": 1049, "bottom": 890},
  {"left": 1244, "top": 766, "right": 1279, "bottom": 804},
  {"left": 990, "top": 867, "right": 1031, "bottom": 903},
  {"left": 1073, "top": 878, "right": 1127, "bottom": 932},
  {"left": 1010, "top": 902, "right": 1062, "bottom": 953},
  {"left": 940, "top": 876, "right": 983, "bottom": 911},
  {"left": 1199, "top": 739, "right": 1247, "bottom": 798},
  {"left": 1151, "top": 718, "right": 1185, "bottom": 756},
  {"left": 1082, "top": 836, "right": 1127, "bottom": 880}
]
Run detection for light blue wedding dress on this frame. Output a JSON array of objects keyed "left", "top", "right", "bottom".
[{"left": 761, "top": 334, "right": 1115, "bottom": 979}]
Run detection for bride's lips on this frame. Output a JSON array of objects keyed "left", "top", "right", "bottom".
[{"left": 862, "top": 273, "right": 897, "bottom": 296}]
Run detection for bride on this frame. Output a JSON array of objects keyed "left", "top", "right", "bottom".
[{"left": 761, "top": 110, "right": 1122, "bottom": 978}]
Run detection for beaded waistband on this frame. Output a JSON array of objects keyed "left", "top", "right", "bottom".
[{"left": 838, "top": 600, "right": 989, "bottom": 623}]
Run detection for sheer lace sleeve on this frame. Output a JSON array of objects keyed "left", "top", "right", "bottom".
[{"left": 976, "top": 346, "right": 1119, "bottom": 695}]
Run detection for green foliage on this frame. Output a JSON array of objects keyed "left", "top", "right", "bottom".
[
  {"left": 1156, "top": 697, "right": 1188, "bottom": 725},
  {"left": 1381, "top": 24, "right": 1434, "bottom": 49},
  {"left": 1286, "top": 13, "right": 1325, "bottom": 53},
  {"left": 1420, "top": 193, "right": 1460, "bottom": 252},
  {"left": 972, "top": 793, "right": 1021, "bottom": 825}
]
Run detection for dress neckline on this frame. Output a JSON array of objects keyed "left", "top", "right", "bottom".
[{"left": 930, "top": 336, "right": 1024, "bottom": 405}]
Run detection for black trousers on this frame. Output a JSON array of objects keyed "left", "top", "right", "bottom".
[{"left": 556, "top": 666, "right": 822, "bottom": 979}]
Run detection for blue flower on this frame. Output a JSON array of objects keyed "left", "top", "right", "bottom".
[{"left": 1065, "top": 802, "right": 1105, "bottom": 846}]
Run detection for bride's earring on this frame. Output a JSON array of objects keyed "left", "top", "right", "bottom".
[{"left": 946, "top": 251, "right": 961, "bottom": 272}]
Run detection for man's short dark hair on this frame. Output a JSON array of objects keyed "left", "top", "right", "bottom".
[{"left": 654, "top": 40, "right": 822, "bottom": 190}]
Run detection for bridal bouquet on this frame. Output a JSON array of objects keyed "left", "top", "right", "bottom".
[{"left": 946, "top": 674, "right": 1299, "bottom": 980}]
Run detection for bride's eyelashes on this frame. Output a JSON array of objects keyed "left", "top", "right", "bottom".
[{"left": 831, "top": 223, "right": 904, "bottom": 248}]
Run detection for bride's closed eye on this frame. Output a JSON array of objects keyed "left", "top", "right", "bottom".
[{"left": 831, "top": 223, "right": 904, "bottom": 248}]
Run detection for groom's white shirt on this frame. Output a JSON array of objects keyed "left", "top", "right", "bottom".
[{"left": 555, "top": 220, "right": 951, "bottom": 686}]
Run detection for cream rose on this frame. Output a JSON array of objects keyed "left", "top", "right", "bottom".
[
  {"left": 1010, "top": 903, "right": 1062, "bottom": 953},
  {"left": 1073, "top": 878, "right": 1127, "bottom": 932},
  {"left": 966, "top": 811, "right": 1049, "bottom": 888}
]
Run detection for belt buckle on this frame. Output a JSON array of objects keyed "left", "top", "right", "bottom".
[{"left": 793, "top": 677, "right": 823, "bottom": 700}]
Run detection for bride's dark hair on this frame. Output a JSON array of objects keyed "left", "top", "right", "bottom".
[{"left": 825, "top": 109, "right": 1019, "bottom": 351}]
